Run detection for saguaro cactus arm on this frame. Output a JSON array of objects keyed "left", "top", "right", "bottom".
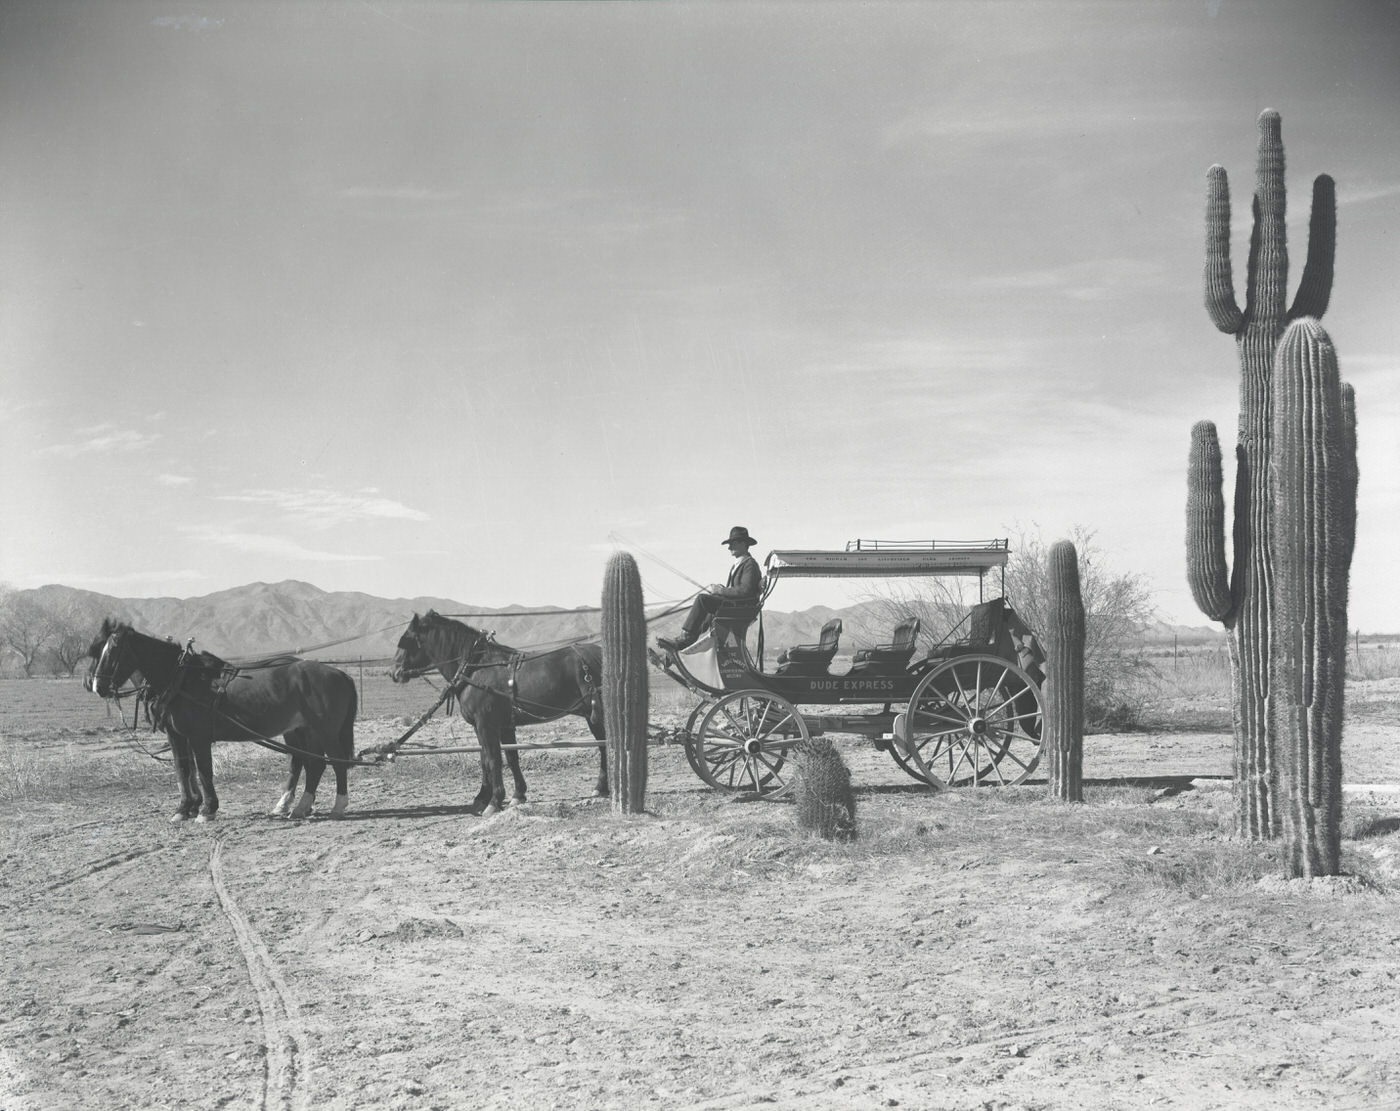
[
  {"left": 1339, "top": 382, "right": 1358, "bottom": 570},
  {"left": 1187, "top": 420, "right": 1233, "bottom": 623},
  {"left": 1204, "top": 165, "right": 1244, "bottom": 334},
  {"left": 1289, "top": 175, "right": 1336, "bottom": 321}
]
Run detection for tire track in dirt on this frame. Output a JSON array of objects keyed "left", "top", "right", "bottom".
[
  {"left": 209, "top": 834, "right": 309, "bottom": 1111},
  {"left": 42, "top": 846, "right": 167, "bottom": 892}
]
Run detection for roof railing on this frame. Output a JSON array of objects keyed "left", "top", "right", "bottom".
[{"left": 844, "top": 538, "right": 1009, "bottom": 552}]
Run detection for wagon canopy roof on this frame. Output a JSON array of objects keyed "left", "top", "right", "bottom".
[{"left": 763, "top": 539, "right": 1009, "bottom": 579}]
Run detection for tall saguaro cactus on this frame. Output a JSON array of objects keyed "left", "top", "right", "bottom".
[
  {"left": 1045, "top": 540, "right": 1085, "bottom": 803},
  {"left": 1268, "top": 319, "right": 1357, "bottom": 877},
  {"left": 602, "top": 552, "right": 649, "bottom": 815},
  {"left": 1186, "top": 109, "right": 1336, "bottom": 839}
]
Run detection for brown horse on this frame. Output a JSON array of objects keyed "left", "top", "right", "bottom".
[
  {"left": 389, "top": 611, "right": 607, "bottom": 814},
  {"left": 86, "top": 619, "right": 358, "bottom": 822}
]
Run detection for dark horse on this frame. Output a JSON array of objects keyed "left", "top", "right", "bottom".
[
  {"left": 86, "top": 619, "right": 358, "bottom": 822},
  {"left": 389, "top": 611, "right": 607, "bottom": 815}
]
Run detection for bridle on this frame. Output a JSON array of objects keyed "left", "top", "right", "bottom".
[
  {"left": 87, "top": 631, "right": 126, "bottom": 697},
  {"left": 86, "top": 629, "right": 155, "bottom": 736}
]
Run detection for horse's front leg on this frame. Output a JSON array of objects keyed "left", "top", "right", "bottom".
[
  {"left": 190, "top": 737, "right": 219, "bottom": 822},
  {"left": 167, "top": 732, "right": 201, "bottom": 822},
  {"left": 466, "top": 716, "right": 507, "bottom": 817},
  {"left": 503, "top": 720, "right": 527, "bottom": 804},
  {"left": 272, "top": 754, "right": 303, "bottom": 817}
]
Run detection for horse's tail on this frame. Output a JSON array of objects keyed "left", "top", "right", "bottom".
[{"left": 339, "top": 671, "right": 359, "bottom": 762}]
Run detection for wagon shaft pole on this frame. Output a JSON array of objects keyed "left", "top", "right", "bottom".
[{"left": 359, "top": 681, "right": 459, "bottom": 762}]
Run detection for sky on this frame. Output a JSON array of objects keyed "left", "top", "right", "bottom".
[{"left": 2, "top": 0, "right": 1398, "bottom": 628}]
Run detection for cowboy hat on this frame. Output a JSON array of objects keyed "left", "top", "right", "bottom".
[{"left": 721, "top": 526, "right": 756, "bottom": 547}]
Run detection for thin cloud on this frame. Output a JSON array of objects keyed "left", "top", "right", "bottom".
[
  {"left": 30, "top": 569, "right": 207, "bottom": 589},
  {"left": 179, "top": 526, "right": 380, "bottom": 563},
  {"left": 151, "top": 15, "right": 224, "bottom": 32},
  {"left": 216, "top": 488, "right": 430, "bottom": 528},
  {"left": 155, "top": 474, "right": 194, "bottom": 487},
  {"left": 341, "top": 186, "right": 462, "bottom": 202},
  {"left": 1339, "top": 180, "right": 1400, "bottom": 207},
  {"left": 882, "top": 103, "right": 1194, "bottom": 150},
  {"left": 803, "top": 336, "right": 1031, "bottom": 377},
  {"left": 968, "top": 258, "right": 1165, "bottom": 300},
  {"left": 36, "top": 425, "right": 159, "bottom": 457}
]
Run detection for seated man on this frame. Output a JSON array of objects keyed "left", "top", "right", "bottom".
[{"left": 657, "top": 526, "right": 762, "bottom": 652}]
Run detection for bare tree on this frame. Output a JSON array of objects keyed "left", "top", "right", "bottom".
[
  {"left": 1002, "top": 525, "right": 1157, "bottom": 728},
  {"left": 0, "top": 588, "right": 60, "bottom": 677},
  {"left": 51, "top": 599, "right": 99, "bottom": 676},
  {"left": 861, "top": 527, "right": 1157, "bottom": 729},
  {"left": 854, "top": 576, "right": 979, "bottom": 655}
]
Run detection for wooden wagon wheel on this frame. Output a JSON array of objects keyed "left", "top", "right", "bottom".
[
  {"left": 681, "top": 699, "right": 713, "bottom": 779},
  {"left": 891, "top": 653, "right": 1043, "bottom": 787},
  {"left": 690, "top": 689, "right": 808, "bottom": 797}
]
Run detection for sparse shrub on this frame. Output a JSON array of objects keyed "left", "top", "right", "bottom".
[
  {"left": 1093, "top": 699, "right": 1147, "bottom": 733},
  {"left": 868, "top": 527, "right": 1157, "bottom": 733},
  {"left": 793, "top": 737, "right": 856, "bottom": 842}
]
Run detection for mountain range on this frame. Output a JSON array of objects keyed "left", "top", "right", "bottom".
[{"left": 17, "top": 580, "right": 1221, "bottom": 665}]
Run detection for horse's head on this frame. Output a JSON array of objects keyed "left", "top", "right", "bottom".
[
  {"left": 390, "top": 612, "right": 435, "bottom": 684},
  {"left": 87, "top": 619, "right": 137, "bottom": 698},
  {"left": 82, "top": 618, "right": 117, "bottom": 693}
]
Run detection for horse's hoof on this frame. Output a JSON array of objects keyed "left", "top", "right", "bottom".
[
  {"left": 169, "top": 812, "right": 191, "bottom": 824},
  {"left": 330, "top": 795, "right": 349, "bottom": 817},
  {"left": 481, "top": 804, "right": 500, "bottom": 817},
  {"left": 196, "top": 813, "right": 217, "bottom": 824}
]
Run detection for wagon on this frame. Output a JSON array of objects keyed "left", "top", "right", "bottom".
[{"left": 651, "top": 539, "right": 1047, "bottom": 796}]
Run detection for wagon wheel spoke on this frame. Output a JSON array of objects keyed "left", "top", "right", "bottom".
[
  {"left": 749, "top": 750, "right": 788, "bottom": 790},
  {"left": 707, "top": 748, "right": 746, "bottom": 786}
]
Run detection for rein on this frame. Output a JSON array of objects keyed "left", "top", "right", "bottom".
[
  {"left": 98, "top": 634, "right": 381, "bottom": 768},
  {"left": 399, "top": 623, "right": 599, "bottom": 725}
]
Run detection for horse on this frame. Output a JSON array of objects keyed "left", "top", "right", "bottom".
[
  {"left": 85, "top": 619, "right": 358, "bottom": 822},
  {"left": 389, "top": 611, "right": 608, "bottom": 815}
]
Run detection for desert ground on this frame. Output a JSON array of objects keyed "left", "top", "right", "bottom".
[{"left": 2, "top": 672, "right": 1399, "bottom": 1111}]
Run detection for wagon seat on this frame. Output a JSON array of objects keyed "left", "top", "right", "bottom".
[
  {"left": 845, "top": 616, "right": 920, "bottom": 676},
  {"left": 708, "top": 600, "right": 764, "bottom": 671},
  {"left": 919, "top": 597, "right": 1046, "bottom": 682},
  {"left": 774, "top": 618, "right": 842, "bottom": 677}
]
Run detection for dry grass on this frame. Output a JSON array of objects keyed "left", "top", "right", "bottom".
[{"left": 0, "top": 730, "right": 275, "bottom": 805}]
